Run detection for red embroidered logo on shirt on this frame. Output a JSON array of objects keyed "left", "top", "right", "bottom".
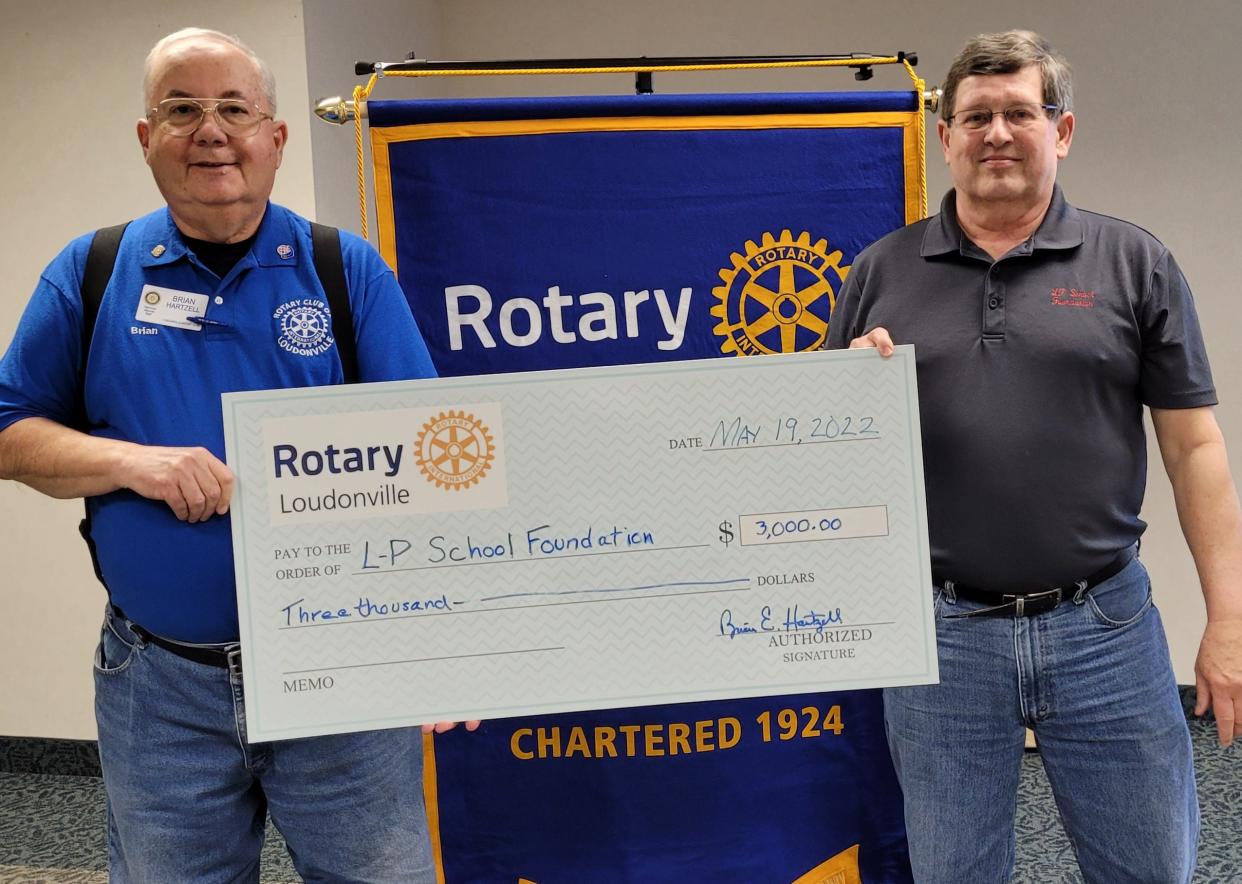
[{"left": 1050, "top": 287, "right": 1096, "bottom": 308}]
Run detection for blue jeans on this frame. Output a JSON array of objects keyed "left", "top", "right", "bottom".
[
  {"left": 93, "top": 606, "right": 436, "bottom": 883},
  {"left": 884, "top": 557, "right": 1198, "bottom": 883}
]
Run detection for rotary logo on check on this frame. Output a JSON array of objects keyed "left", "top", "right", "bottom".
[{"left": 415, "top": 410, "right": 496, "bottom": 490}]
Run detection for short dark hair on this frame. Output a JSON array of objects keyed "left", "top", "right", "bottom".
[{"left": 941, "top": 30, "right": 1073, "bottom": 121}]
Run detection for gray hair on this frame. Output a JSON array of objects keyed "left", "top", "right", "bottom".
[
  {"left": 143, "top": 27, "right": 277, "bottom": 113},
  {"left": 941, "top": 30, "right": 1073, "bottom": 121}
]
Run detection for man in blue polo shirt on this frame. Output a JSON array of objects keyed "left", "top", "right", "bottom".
[
  {"left": 829, "top": 30, "right": 1242, "bottom": 883},
  {"left": 0, "top": 27, "right": 467, "bottom": 883}
]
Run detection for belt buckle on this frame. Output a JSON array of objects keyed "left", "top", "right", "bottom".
[{"left": 1006, "top": 587, "right": 1062, "bottom": 617}]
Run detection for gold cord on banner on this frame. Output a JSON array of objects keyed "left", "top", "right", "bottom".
[
  {"left": 350, "top": 57, "right": 929, "bottom": 234},
  {"left": 353, "top": 75, "right": 379, "bottom": 238},
  {"left": 901, "top": 58, "right": 929, "bottom": 219}
]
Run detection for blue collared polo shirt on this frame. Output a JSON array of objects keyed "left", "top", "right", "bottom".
[{"left": 0, "top": 203, "right": 437, "bottom": 641}]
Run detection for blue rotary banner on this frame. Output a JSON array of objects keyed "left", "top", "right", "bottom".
[
  {"left": 426, "top": 693, "right": 911, "bottom": 883},
  {"left": 368, "top": 90, "right": 922, "bottom": 882}
]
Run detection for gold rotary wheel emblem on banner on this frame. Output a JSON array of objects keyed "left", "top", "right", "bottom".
[
  {"left": 711, "top": 230, "right": 849, "bottom": 356},
  {"left": 415, "top": 410, "right": 495, "bottom": 490},
  {"left": 791, "top": 844, "right": 862, "bottom": 884}
]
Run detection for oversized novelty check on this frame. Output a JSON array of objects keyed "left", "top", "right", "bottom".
[{"left": 223, "top": 347, "right": 935, "bottom": 741}]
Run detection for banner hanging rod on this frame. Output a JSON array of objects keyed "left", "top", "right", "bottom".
[
  {"left": 316, "top": 51, "right": 940, "bottom": 125},
  {"left": 354, "top": 51, "right": 917, "bottom": 80}
]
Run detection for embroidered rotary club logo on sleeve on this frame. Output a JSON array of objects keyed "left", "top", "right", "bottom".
[
  {"left": 273, "top": 299, "right": 335, "bottom": 357},
  {"left": 415, "top": 410, "right": 496, "bottom": 490},
  {"left": 711, "top": 230, "right": 849, "bottom": 356}
]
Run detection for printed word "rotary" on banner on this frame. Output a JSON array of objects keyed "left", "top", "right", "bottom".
[{"left": 445, "top": 284, "right": 692, "bottom": 351}]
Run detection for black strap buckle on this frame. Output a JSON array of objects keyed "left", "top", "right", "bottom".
[
  {"left": 1007, "top": 587, "right": 1062, "bottom": 617},
  {"left": 953, "top": 586, "right": 1064, "bottom": 619}
]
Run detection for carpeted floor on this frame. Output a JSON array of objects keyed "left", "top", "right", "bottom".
[
  {"left": 0, "top": 707, "right": 1236, "bottom": 882},
  {"left": 1010, "top": 712, "right": 1240, "bottom": 883}
]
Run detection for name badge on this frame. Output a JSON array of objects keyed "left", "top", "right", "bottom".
[{"left": 134, "top": 285, "right": 209, "bottom": 331}]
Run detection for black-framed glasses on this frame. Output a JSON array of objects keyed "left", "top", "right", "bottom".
[
  {"left": 148, "top": 98, "right": 273, "bottom": 137},
  {"left": 948, "top": 103, "right": 1060, "bottom": 130}
]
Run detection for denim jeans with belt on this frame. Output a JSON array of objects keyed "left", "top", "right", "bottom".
[
  {"left": 93, "top": 605, "right": 437, "bottom": 883},
  {"left": 884, "top": 556, "right": 1198, "bottom": 883}
]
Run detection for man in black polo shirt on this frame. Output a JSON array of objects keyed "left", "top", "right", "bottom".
[{"left": 829, "top": 30, "right": 1242, "bottom": 882}]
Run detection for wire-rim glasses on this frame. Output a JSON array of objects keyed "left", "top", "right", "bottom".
[
  {"left": 948, "top": 103, "right": 1060, "bottom": 130},
  {"left": 148, "top": 98, "right": 273, "bottom": 137}
]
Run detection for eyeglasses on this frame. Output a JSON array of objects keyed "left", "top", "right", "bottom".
[
  {"left": 148, "top": 98, "right": 273, "bottom": 137},
  {"left": 948, "top": 103, "right": 1060, "bottom": 130}
]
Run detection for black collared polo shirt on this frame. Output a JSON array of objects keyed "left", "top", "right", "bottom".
[{"left": 827, "top": 185, "right": 1217, "bottom": 592}]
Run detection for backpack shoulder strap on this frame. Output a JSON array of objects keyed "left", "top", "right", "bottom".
[
  {"left": 77, "top": 221, "right": 129, "bottom": 593},
  {"left": 310, "top": 222, "right": 359, "bottom": 385},
  {"left": 81, "top": 223, "right": 130, "bottom": 363},
  {"left": 77, "top": 222, "right": 130, "bottom": 428}
]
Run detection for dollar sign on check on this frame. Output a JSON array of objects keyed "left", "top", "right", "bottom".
[{"left": 718, "top": 521, "right": 735, "bottom": 547}]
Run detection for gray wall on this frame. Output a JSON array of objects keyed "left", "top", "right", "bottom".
[{"left": 305, "top": 0, "right": 446, "bottom": 238}]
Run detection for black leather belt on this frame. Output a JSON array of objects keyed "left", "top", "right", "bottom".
[
  {"left": 115, "top": 608, "right": 240, "bottom": 670},
  {"left": 936, "top": 549, "right": 1136, "bottom": 619}
]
